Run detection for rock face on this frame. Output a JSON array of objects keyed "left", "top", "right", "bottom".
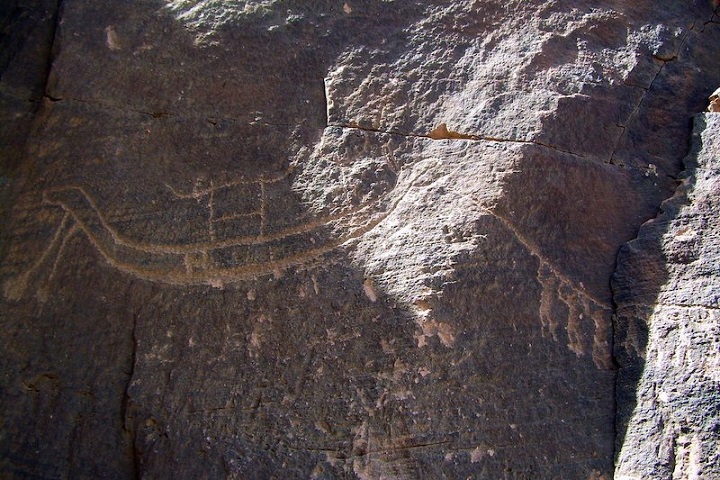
[
  {"left": 614, "top": 113, "right": 720, "bottom": 479},
  {"left": 0, "top": 1, "right": 718, "bottom": 478}
]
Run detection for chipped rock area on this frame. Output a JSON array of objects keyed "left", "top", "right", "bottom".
[
  {"left": 613, "top": 113, "right": 720, "bottom": 479},
  {"left": 0, "top": 1, "right": 719, "bottom": 479}
]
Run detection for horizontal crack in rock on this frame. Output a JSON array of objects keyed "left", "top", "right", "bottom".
[
  {"left": 40, "top": 95, "right": 305, "bottom": 128},
  {"left": 621, "top": 301, "right": 720, "bottom": 311},
  {"left": 327, "top": 122, "right": 668, "bottom": 172}
]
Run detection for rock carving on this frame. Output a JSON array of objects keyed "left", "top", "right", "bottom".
[
  {"left": 480, "top": 207, "right": 614, "bottom": 369},
  {"left": 4, "top": 165, "right": 417, "bottom": 299}
]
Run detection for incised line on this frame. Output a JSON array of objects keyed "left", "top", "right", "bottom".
[
  {"left": 22, "top": 167, "right": 421, "bottom": 288},
  {"left": 479, "top": 205, "right": 613, "bottom": 366},
  {"left": 3, "top": 211, "right": 72, "bottom": 299},
  {"left": 164, "top": 170, "right": 291, "bottom": 199},
  {"left": 43, "top": 185, "right": 388, "bottom": 255},
  {"left": 479, "top": 206, "right": 607, "bottom": 308},
  {"left": 22, "top": 211, "right": 72, "bottom": 281},
  {"left": 259, "top": 180, "right": 267, "bottom": 237},
  {"left": 207, "top": 180, "right": 216, "bottom": 242},
  {"left": 47, "top": 223, "right": 79, "bottom": 285}
]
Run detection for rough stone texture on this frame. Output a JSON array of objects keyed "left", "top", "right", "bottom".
[
  {"left": 0, "top": 1, "right": 58, "bottom": 245},
  {"left": 614, "top": 113, "right": 720, "bottom": 479},
  {"left": 0, "top": 1, "right": 718, "bottom": 478}
]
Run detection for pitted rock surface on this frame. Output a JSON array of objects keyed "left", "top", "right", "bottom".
[
  {"left": 614, "top": 113, "right": 720, "bottom": 480},
  {"left": 1, "top": 1, "right": 719, "bottom": 478}
]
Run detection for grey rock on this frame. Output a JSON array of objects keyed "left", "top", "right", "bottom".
[
  {"left": 0, "top": 1, "right": 719, "bottom": 478},
  {"left": 614, "top": 113, "right": 720, "bottom": 479}
]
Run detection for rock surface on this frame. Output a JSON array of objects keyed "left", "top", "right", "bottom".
[
  {"left": 614, "top": 113, "right": 720, "bottom": 479},
  {"left": 0, "top": 1, "right": 718, "bottom": 478}
]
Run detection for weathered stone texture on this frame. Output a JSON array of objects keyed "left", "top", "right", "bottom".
[
  {"left": 614, "top": 113, "right": 720, "bottom": 479},
  {"left": 0, "top": 1, "right": 719, "bottom": 478}
]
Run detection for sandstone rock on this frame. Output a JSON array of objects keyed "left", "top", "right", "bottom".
[
  {"left": 614, "top": 113, "right": 720, "bottom": 479},
  {"left": 0, "top": 1, "right": 719, "bottom": 478},
  {"left": 709, "top": 86, "right": 720, "bottom": 112}
]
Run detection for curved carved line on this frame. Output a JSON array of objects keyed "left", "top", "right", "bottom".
[
  {"left": 478, "top": 206, "right": 608, "bottom": 309},
  {"left": 34, "top": 170, "right": 420, "bottom": 287},
  {"left": 44, "top": 185, "right": 394, "bottom": 255},
  {"left": 478, "top": 206, "right": 613, "bottom": 368}
]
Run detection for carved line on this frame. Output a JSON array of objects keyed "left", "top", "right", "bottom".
[
  {"left": 213, "top": 211, "right": 261, "bottom": 223},
  {"left": 478, "top": 206, "right": 607, "bottom": 309},
  {"left": 259, "top": 180, "right": 267, "bottom": 237},
  {"left": 2, "top": 212, "right": 73, "bottom": 300},
  {"left": 163, "top": 170, "right": 291, "bottom": 199},
  {"left": 352, "top": 415, "right": 423, "bottom": 479},
  {"left": 478, "top": 206, "right": 612, "bottom": 367},
  {"left": 12, "top": 168, "right": 420, "bottom": 289},
  {"left": 63, "top": 183, "right": 410, "bottom": 286},
  {"left": 208, "top": 180, "right": 216, "bottom": 241},
  {"left": 43, "top": 185, "right": 391, "bottom": 255},
  {"left": 47, "top": 224, "right": 80, "bottom": 285}
]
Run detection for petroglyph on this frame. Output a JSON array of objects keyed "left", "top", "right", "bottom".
[
  {"left": 4, "top": 164, "right": 419, "bottom": 298},
  {"left": 3, "top": 212, "right": 75, "bottom": 301},
  {"left": 479, "top": 207, "right": 613, "bottom": 369}
]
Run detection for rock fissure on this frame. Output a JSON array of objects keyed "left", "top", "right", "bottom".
[
  {"left": 608, "top": 111, "right": 692, "bottom": 466},
  {"left": 623, "top": 301, "right": 720, "bottom": 311},
  {"left": 613, "top": 112, "right": 720, "bottom": 478},
  {"left": 608, "top": 8, "right": 720, "bottom": 372},
  {"left": 608, "top": 61, "right": 667, "bottom": 165},
  {"left": 42, "top": 0, "right": 65, "bottom": 100},
  {"left": 707, "top": 5, "right": 720, "bottom": 25},
  {"left": 39, "top": 95, "right": 306, "bottom": 129},
  {"left": 122, "top": 311, "right": 139, "bottom": 479},
  {"left": 328, "top": 121, "right": 589, "bottom": 155},
  {"left": 608, "top": 18, "right": 702, "bottom": 166},
  {"left": 330, "top": 122, "right": 661, "bottom": 174},
  {"left": 326, "top": 121, "right": 427, "bottom": 139}
]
